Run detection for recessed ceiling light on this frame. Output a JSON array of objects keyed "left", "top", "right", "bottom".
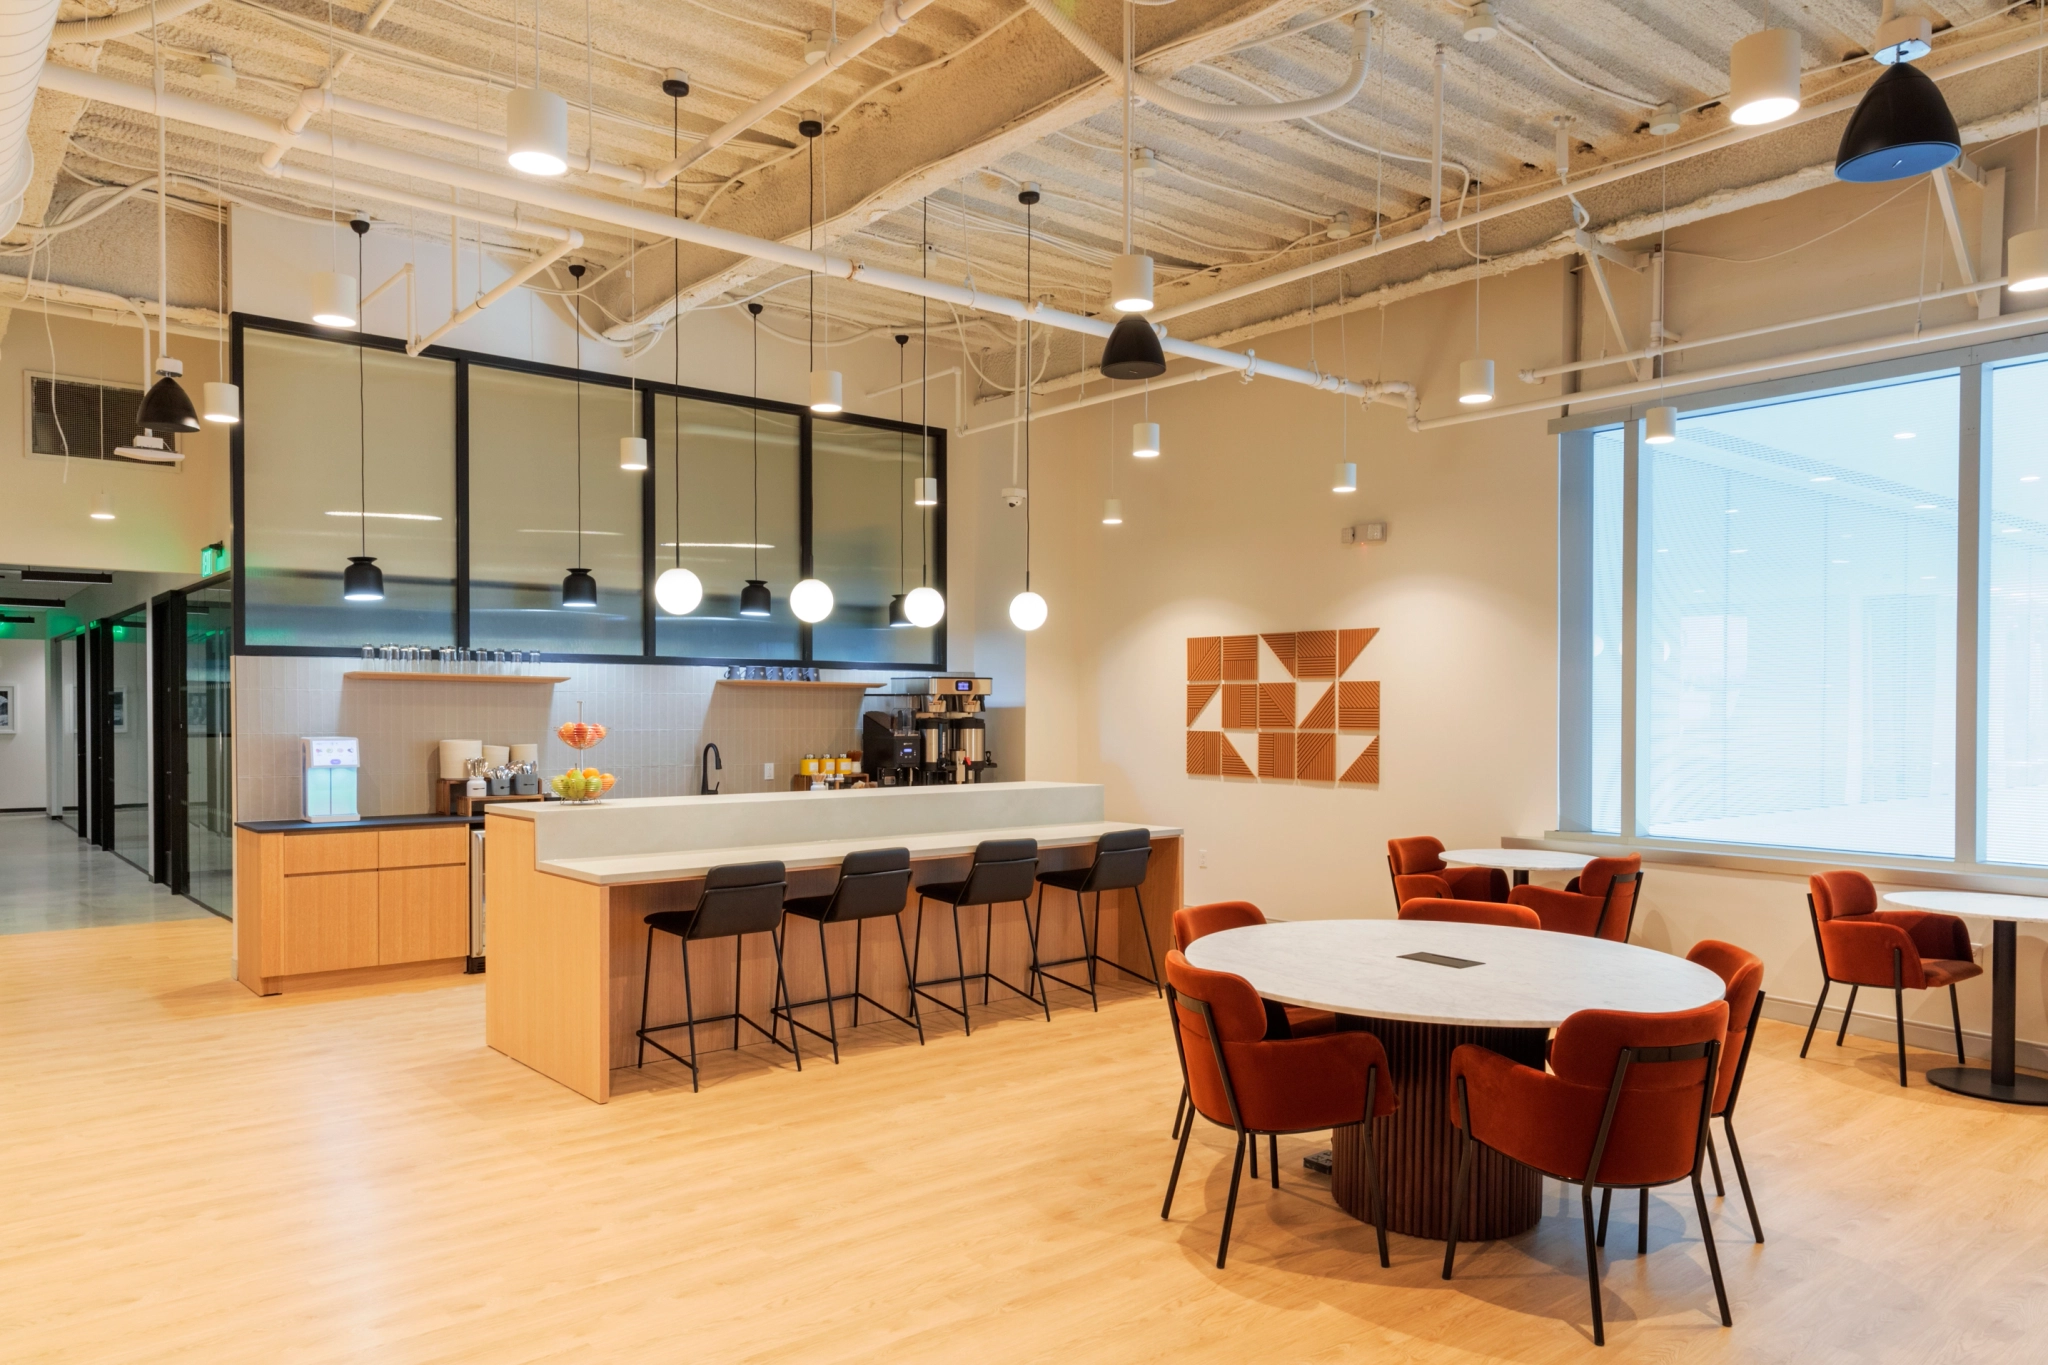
[
  {"left": 1915, "top": 503, "right": 1937, "bottom": 509},
  {"left": 1730, "top": 548, "right": 1748, "bottom": 554},
  {"left": 2023, "top": 475, "right": 2042, "bottom": 483},
  {"left": 1725, "top": 508, "right": 1740, "bottom": 514},
  {"left": 1811, "top": 476, "right": 1835, "bottom": 482},
  {"left": 1895, "top": 431, "right": 1916, "bottom": 440},
  {"left": 324, "top": 510, "right": 445, "bottom": 521}
]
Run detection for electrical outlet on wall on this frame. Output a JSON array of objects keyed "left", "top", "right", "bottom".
[
  {"left": 1199, "top": 847, "right": 1209, "bottom": 869},
  {"left": 1341, "top": 521, "right": 1389, "bottom": 545},
  {"left": 763, "top": 762, "right": 775, "bottom": 781}
]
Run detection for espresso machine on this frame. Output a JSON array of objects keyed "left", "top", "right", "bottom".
[{"left": 863, "top": 676, "right": 997, "bottom": 784}]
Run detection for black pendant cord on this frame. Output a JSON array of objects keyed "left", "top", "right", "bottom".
[
  {"left": 672, "top": 91, "right": 682, "bottom": 570},
  {"left": 357, "top": 225, "right": 367, "bottom": 557},
  {"left": 808, "top": 135, "right": 816, "bottom": 375},
  {"left": 897, "top": 335, "right": 907, "bottom": 594},
  {"left": 1023, "top": 197, "right": 1033, "bottom": 594},
  {"left": 751, "top": 302, "right": 761, "bottom": 581},
  {"left": 921, "top": 195, "right": 930, "bottom": 589},
  {"left": 572, "top": 265, "right": 585, "bottom": 571}
]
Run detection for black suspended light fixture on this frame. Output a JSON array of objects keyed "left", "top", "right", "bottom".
[
  {"left": 341, "top": 219, "right": 384, "bottom": 603},
  {"left": 889, "top": 334, "right": 912, "bottom": 628},
  {"left": 561, "top": 262, "right": 598, "bottom": 609},
  {"left": 1834, "top": 3, "right": 1959, "bottom": 183},
  {"left": 653, "top": 73, "right": 705, "bottom": 616},
  {"left": 1100, "top": 3, "right": 1165, "bottom": 382},
  {"left": 738, "top": 302, "right": 773, "bottom": 617},
  {"left": 902, "top": 199, "right": 946, "bottom": 630},
  {"left": 802, "top": 115, "right": 844, "bottom": 413},
  {"left": 137, "top": 26, "right": 200, "bottom": 443},
  {"left": 1010, "top": 187, "right": 1047, "bottom": 633}
]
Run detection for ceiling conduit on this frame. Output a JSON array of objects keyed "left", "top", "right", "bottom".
[
  {"left": 0, "top": 0, "right": 62, "bottom": 235},
  {"left": 47, "top": 0, "right": 209, "bottom": 45}
]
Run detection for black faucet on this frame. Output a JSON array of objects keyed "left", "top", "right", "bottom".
[{"left": 700, "top": 742, "right": 722, "bottom": 795}]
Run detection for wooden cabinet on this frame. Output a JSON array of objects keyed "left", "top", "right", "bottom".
[{"left": 237, "top": 822, "right": 474, "bottom": 996}]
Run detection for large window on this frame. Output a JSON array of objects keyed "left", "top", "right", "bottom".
[
  {"left": 1559, "top": 428, "right": 1623, "bottom": 833},
  {"left": 1986, "top": 357, "right": 2048, "bottom": 865},
  {"left": 231, "top": 318, "right": 943, "bottom": 668}
]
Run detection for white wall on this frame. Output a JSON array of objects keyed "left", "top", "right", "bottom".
[{"left": 0, "top": 637, "right": 47, "bottom": 810}]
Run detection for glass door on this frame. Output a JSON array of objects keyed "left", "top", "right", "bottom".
[
  {"left": 183, "top": 584, "right": 233, "bottom": 914},
  {"left": 56, "top": 633, "right": 82, "bottom": 833},
  {"left": 108, "top": 606, "right": 149, "bottom": 872}
]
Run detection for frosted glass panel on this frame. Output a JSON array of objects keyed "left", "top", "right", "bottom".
[
  {"left": 811, "top": 417, "right": 939, "bottom": 665},
  {"left": 1985, "top": 357, "right": 2048, "bottom": 866},
  {"left": 1641, "top": 374, "right": 1957, "bottom": 858}
]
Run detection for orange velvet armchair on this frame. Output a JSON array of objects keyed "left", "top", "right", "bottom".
[
  {"left": 1801, "top": 869, "right": 1978, "bottom": 1087},
  {"left": 1386, "top": 836, "right": 1508, "bottom": 907},
  {"left": 1507, "top": 854, "right": 1643, "bottom": 941},
  {"left": 1443, "top": 1003, "right": 1732, "bottom": 1347},
  {"left": 1398, "top": 898, "right": 1541, "bottom": 930},
  {"left": 1162, "top": 950, "right": 1399, "bottom": 1269}
]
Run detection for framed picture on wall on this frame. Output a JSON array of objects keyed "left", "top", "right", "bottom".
[
  {"left": 0, "top": 684, "right": 13, "bottom": 734},
  {"left": 110, "top": 688, "right": 126, "bottom": 733}
]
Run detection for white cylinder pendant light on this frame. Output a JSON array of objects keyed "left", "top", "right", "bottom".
[
  {"left": 1333, "top": 462, "right": 1357, "bottom": 493},
  {"left": 1645, "top": 404, "right": 1679, "bottom": 445},
  {"left": 202, "top": 381, "right": 240, "bottom": 424},
  {"left": 1110, "top": 253, "right": 1155, "bottom": 313},
  {"left": 1102, "top": 498, "right": 1123, "bottom": 525},
  {"left": 913, "top": 476, "right": 938, "bottom": 506},
  {"left": 1132, "top": 422, "right": 1160, "bottom": 458},
  {"left": 506, "top": 86, "right": 569, "bottom": 175},
  {"left": 1009, "top": 590, "right": 1047, "bottom": 632},
  {"left": 1729, "top": 29, "right": 1802, "bottom": 126},
  {"left": 653, "top": 566, "right": 703, "bottom": 615},
  {"left": 90, "top": 491, "right": 115, "bottom": 520},
  {"left": 808, "top": 370, "right": 843, "bottom": 413},
  {"left": 619, "top": 436, "right": 648, "bottom": 471},
  {"left": 904, "top": 585, "right": 945, "bottom": 627},
  {"left": 309, "top": 270, "right": 358, "bottom": 327},
  {"left": 1458, "top": 358, "right": 1495, "bottom": 405},
  {"left": 2009, "top": 227, "right": 2048, "bottom": 292},
  {"left": 790, "top": 577, "right": 835, "bottom": 622}
]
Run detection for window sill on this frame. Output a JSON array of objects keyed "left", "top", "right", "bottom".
[{"left": 1518, "top": 832, "right": 2048, "bottom": 895}]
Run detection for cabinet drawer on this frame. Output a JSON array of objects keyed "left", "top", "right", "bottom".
[
  {"left": 279, "top": 870, "right": 380, "bottom": 974},
  {"left": 378, "top": 865, "right": 470, "bottom": 964},
  {"left": 281, "top": 830, "right": 381, "bottom": 875},
  {"left": 379, "top": 825, "right": 469, "bottom": 869}
]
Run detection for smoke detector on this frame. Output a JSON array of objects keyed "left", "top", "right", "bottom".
[
  {"left": 200, "top": 52, "right": 236, "bottom": 89},
  {"left": 1646, "top": 101, "right": 1682, "bottom": 136},
  {"left": 1131, "top": 147, "right": 1159, "bottom": 178},
  {"left": 1326, "top": 211, "right": 1354, "bottom": 240},
  {"left": 1463, "top": 2, "right": 1500, "bottom": 43},
  {"left": 804, "top": 30, "right": 832, "bottom": 65}
]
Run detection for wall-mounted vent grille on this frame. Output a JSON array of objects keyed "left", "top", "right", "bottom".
[{"left": 28, "top": 375, "right": 171, "bottom": 464}]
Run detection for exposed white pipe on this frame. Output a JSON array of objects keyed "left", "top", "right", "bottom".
[
  {"left": 1024, "top": 1, "right": 1370, "bottom": 127},
  {"left": 1427, "top": 43, "right": 1444, "bottom": 239},
  {"left": 47, "top": 0, "right": 207, "bottom": 44},
  {"left": 0, "top": 0, "right": 64, "bottom": 236},
  {"left": 1521, "top": 276, "right": 2007, "bottom": 381},
  {"left": 960, "top": 368, "right": 1420, "bottom": 437},
  {"left": 654, "top": 0, "right": 941, "bottom": 185},
  {"left": 256, "top": 0, "right": 403, "bottom": 172},
  {"left": 1929, "top": 165, "right": 1982, "bottom": 307},
  {"left": 1418, "top": 303, "right": 2048, "bottom": 430},
  {"left": 37, "top": 64, "right": 1414, "bottom": 407},
  {"left": 1153, "top": 25, "right": 2048, "bottom": 324},
  {"left": 274, "top": 87, "right": 653, "bottom": 188},
  {"left": 410, "top": 227, "right": 578, "bottom": 356}
]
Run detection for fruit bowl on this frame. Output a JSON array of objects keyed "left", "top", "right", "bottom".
[
  {"left": 557, "top": 720, "right": 607, "bottom": 750},
  {"left": 551, "top": 767, "right": 616, "bottom": 803}
]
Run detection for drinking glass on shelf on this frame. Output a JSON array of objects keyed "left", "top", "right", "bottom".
[{"left": 361, "top": 644, "right": 375, "bottom": 667}]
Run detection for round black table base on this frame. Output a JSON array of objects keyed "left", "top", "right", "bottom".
[{"left": 1926, "top": 1066, "right": 2048, "bottom": 1106}]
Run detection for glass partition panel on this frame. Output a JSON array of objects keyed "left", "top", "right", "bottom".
[
  {"left": 1558, "top": 426, "right": 1623, "bottom": 833},
  {"left": 1986, "top": 356, "right": 2048, "bottom": 865},
  {"left": 1642, "top": 373, "right": 1958, "bottom": 858},
  {"left": 241, "top": 331, "right": 457, "bottom": 647},
  {"left": 108, "top": 607, "right": 149, "bottom": 870},
  {"left": 470, "top": 367, "right": 643, "bottom": 654},
  {"left": 185, "top": 585, "right": 234, "bottom": 913},
  {"left": 57, "top": 632, "right": 81, "bottom": 832},
  {"left": 810, "top": 417, "right": 940, "bottom": 665},
  {"left": 651, "top": 393, "right": 801, "bottom": 660}
]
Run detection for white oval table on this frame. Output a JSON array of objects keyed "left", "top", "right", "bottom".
[
  {"left": 1882, "top": 890, "right": 2048, "bottom": 1107},
  {"left": 1185, "top": 919, "right": 1725, "bottom": 1239},
  {"left": 1441, "top": 848, "right": 1594, "bottom": 888}
]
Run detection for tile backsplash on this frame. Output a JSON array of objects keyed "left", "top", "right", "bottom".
[{"left": 232, "top": 658, "right": 896, "bottom": 821}]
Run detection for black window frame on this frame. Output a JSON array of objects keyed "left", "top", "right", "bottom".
[{"left": 228, "top": 312, "right": 948, "bottom": 670}]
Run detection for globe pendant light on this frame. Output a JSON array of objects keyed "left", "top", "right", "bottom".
[
  {"left": 1009, "top": 590, "right": 1048, "bottom": 632},
  {"left": 737, "top": 301, "right": 773, "bottom": 617},
  {"left": 790, "top": 577, "right": 834, "bottom": 622},
  {"left": 652, "top": 83, "right": 703, "bottom": 618},
  {"left": 1729, "top": 28, "right": 1802, "bottom": 126},
  {"left": 562, "top": 263, "right": 597, "bottom": 607},
  {"left": 904, "top": 196, "right": 947, "bottom": 631},
  {"left": 1106, "top": 7, "right": 1156, "bottom": 315},
  {"left": 505, "top": 10, "right": 567, "bottom": 176},
  {"left": 341, "top": 220, "right": 382, "bottom": 603},
  {"left": 1835, "top": 58, "right": 1959, "bottom": 182},
  {"left": 904, "top": 585, "right": 945, "bottom": 628},
  {"left": 1011, "top": 186, "right": 1047, "bottom": 634},
  {"left": 801, "top": 117, "right": 844, "bottom": 413}
]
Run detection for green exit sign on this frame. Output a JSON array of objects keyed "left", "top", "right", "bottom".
[{"left": 200, "top": 541, "right": 228, "bottom": 576}]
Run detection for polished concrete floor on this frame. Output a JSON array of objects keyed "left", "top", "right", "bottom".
[{"left": 0, "top": 812, "right": 218, "bottom": 935}]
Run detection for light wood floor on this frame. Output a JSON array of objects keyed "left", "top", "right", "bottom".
[{"left": 5, "top": 918, "right": 2047, "bottom": 1364}]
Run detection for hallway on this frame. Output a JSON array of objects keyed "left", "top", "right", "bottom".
[{"left": 0, "top": 813, "right": 218, "bottom": 935}]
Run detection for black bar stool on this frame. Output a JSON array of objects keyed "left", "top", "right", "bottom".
[
  {"left": 1033, "top": 827, "right": 1162, "bottom": 1011},
  {"left": 911, "top": 837, "right": 1045, "bottom": 1034},
  {"left": 635, "top": 860, "right": 797, "bottom": 1090},
  {"left": 774, "top": 847, "right": 922, "bottom": 1063}
]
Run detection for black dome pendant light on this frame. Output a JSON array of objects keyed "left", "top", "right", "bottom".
[
  {"left": 341, "top": 219, "right": 383, "bottom": 603},
  {"left": 561, "top": 263, "right": 598, "bottom": 609},
  {"left": 138, "top": 28, "right": 200, "bottom": 436},
  {"left": 1099, "top": 6, "right": 1165, "bottom": 382},
  {"left": 1835, "top": 55, "right": 1960, "bottom": 183},
  {"left": 738, "top": 301, "right": 772, "bottom": 617}
]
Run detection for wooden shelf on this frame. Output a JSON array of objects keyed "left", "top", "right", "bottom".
[
  {"left": 344, "top": 671, "right": 571, "bottom": 684},
  {"left": 714, "top": 679, "right": 879, "bottom": 691}
]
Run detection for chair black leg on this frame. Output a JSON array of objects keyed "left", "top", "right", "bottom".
[
  {"left": 852, "top": 919, "right": 864, "bottom": 1029},
  {"left": 1595, "top": 1186, "right": 1611, "bottom": 1247},
  {"left": 1893, "top": 954, "right": 1908, "bottom": 1088},
  {"left": 731, "top": 929, "right": 746, "bottom": 1051},
  {"left": 1132, "top": 885, "right": 1162, "bottom": 997},
  {"left": 773, "top": 927, "right": 802, "bottom": 1072},
  {"left": 1216, "top": 1132, "right": 1248, "bottom": 1269},
  {"left": 681, "top": 934, "right": 700, "bottom": 1093},
  {"left": 1442, "top": 1125, "right": 1475, "bottom": 1279},
  {"left": 1248, "top": 1133, "right": 1259, "bottom": 1181},
  {"left": 1030, "top": 884, "right": 1047, "bottom": 1001},
  {"left": 1800, "top": 979, "right": 1831, "bottom": 1058},
  {"left": 1161, "top": 1104, "right": 1195, "bottom": 1220},
  {"left": 1637, "top": 1187, "right": 1649, "bottom": 1256},
  {"left": 894, "top": 915, "right": 925, "bottom": 1044},
  {"left": 1581, "top": 1181, "right": 1606, "bottom": 1347},
  {"left": 1364, "top": 1077, "right": 1389, "bottom": 1268},
  {"left": 1019, "top": 899, "right": 1051, "bottom": 1022},
  {"left": 1723, "top": 1116, "right": 1763, "bottom": 1244},
  {"left": 1706, "top": 1128, "right": 1725, "bottom": 1197},
  {"left": 1950, "top": 983, "right": 1967, "bottom": 1064},
  {"left": 814, "top": 920, "right": 839, "bottom": 1064},
  {"left": 1269, "top": 1133, "right": 1280, "bottom": 1191},
  {"left": 636, "top": 924, "right": 655, "bottom": 1068},
  {"left": 1079, "top": 890, "right": 1099, "bottom": 1011},
  {"left": 1835, "top": 983, "right": 1859, "bottom": 1047},
  {"left": 951, "top": 903, "right": 973, "bottom": 1034},
  {"left": 1690, "top": 1170, "right": 1733, "bottom": 1327},
  {"left": 1171, "top": 1085, "right": 1188, "bottom": 1139},
  {"left": 980, "top": 905, "right": 994, "bottom": 1007}
]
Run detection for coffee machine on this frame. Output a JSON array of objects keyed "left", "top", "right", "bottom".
[{"left": 863, "top": 676, "right": 997, "bottom": 784}]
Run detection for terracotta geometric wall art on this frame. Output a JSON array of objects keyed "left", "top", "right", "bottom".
[{"left": 1186, "top": 626, "right": 1379, "bottom": 786}]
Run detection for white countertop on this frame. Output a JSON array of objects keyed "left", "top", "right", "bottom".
[
  {"left": 1182, "top": 919, "right": 1724, "bottom": 1030},
  {"left": 1441, "top": 848, "right": 1593, "bottom": 873},
  {"left": 537, "top": 820, "right": 1181, "bottom": 886},
  {"left": 1884, "top": 889, "right": 2048, "bottom": 923}
]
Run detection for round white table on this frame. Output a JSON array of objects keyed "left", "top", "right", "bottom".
[
  {"left": 1882, "top": 890, "right": 2048, "bottom": 1107},
  {"left": 1440, "top": 847, "right": 1594, "bottom": 888},
  {"left": 1184, "top": 919, "right": 1724, "bottom": 1239}
]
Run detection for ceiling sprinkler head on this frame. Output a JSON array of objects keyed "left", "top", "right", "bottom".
[
  {"left": 1131, "top": 147, "right": 1159, "bottom": 178},
  {"left": 660, "top": 68, "right": 690, "bottom": 98},
  {"left": 804, "top": 30, "right": 831, "bottom": 65},
  {"left": 1326, "top": 211, "right": 1354, "bottom": 240},
  {"left": 1646, "top": 101, "right": 1682, "bottom": 136},
  {"left": 1463, "top": 2, "right": 1500, "bottom": 43}
]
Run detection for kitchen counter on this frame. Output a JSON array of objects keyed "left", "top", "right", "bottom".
[
  {"left": 236, "top": 813, "right": 484, "bottom": 834},
  {"left": 482, "top": 783, "right": 1183, "bottom": 1102}
]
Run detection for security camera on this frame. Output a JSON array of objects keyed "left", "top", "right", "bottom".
[{"left": 1001, "top": 487, "right": 1027, "bottom": 509}]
